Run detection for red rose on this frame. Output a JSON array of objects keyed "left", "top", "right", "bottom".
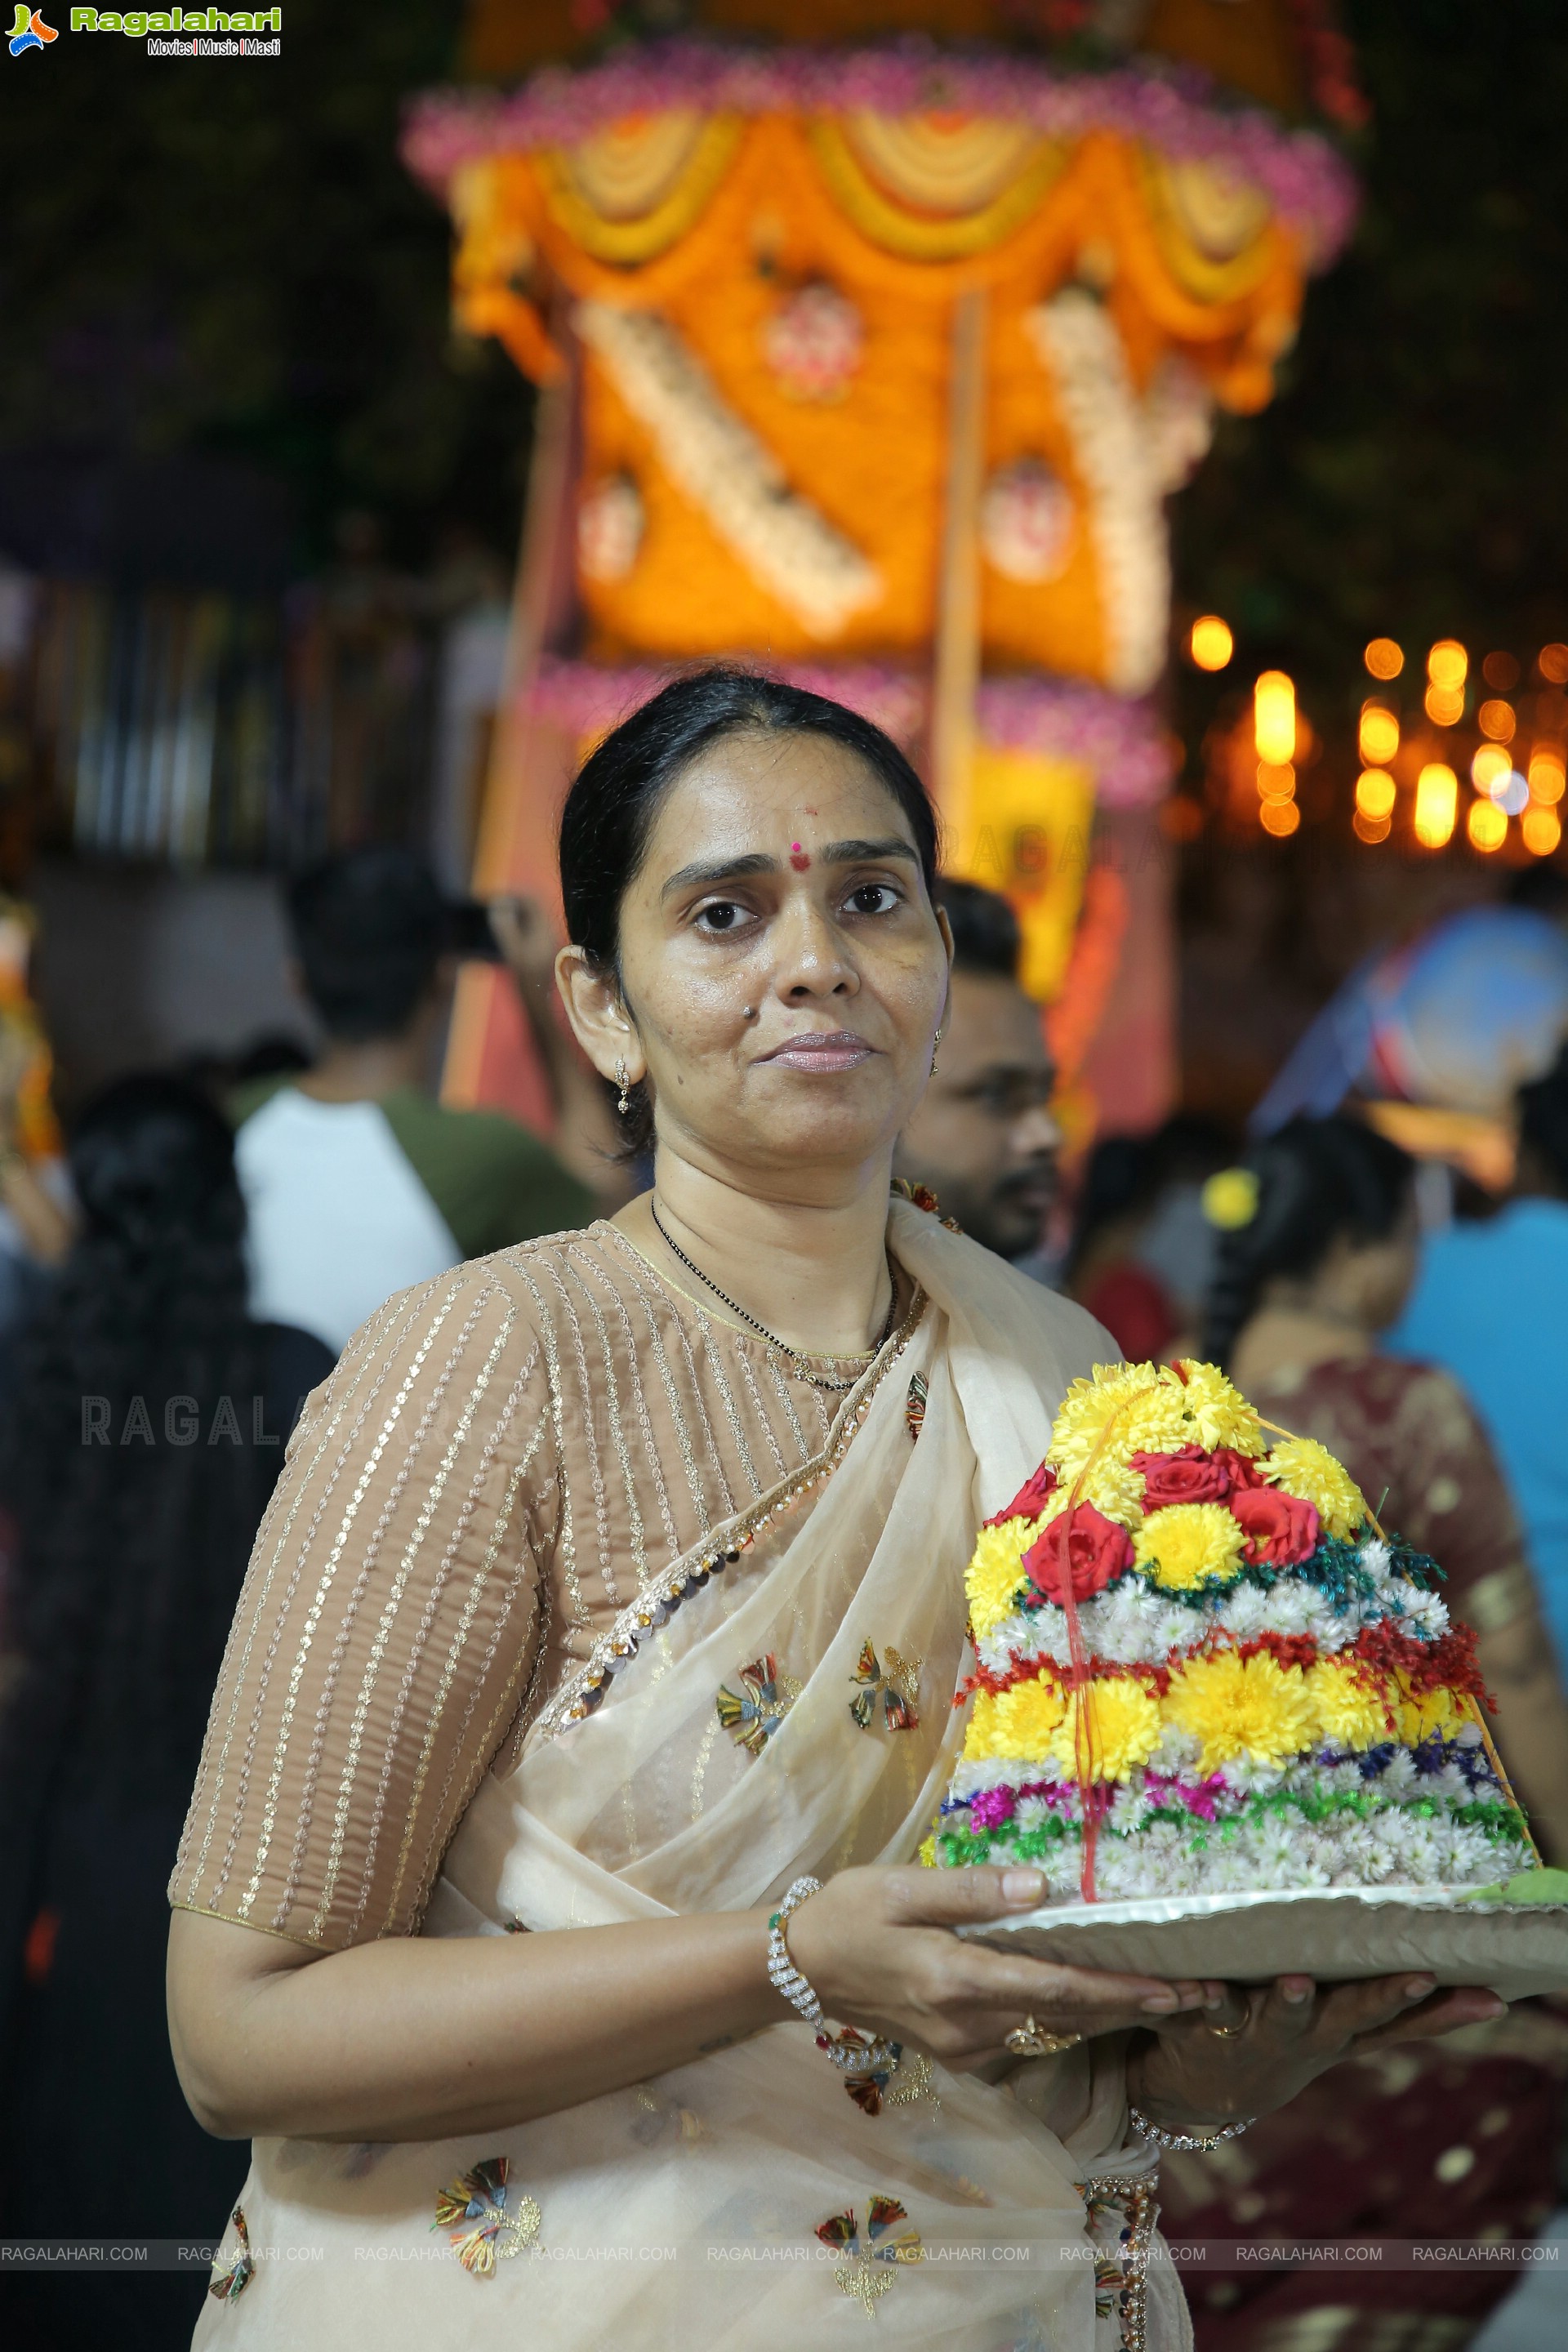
[
  {"left": 1217, "top": 1447, "right": 1267, "bottom": 1492},
  {"left": 1129, "top": 1446, "right": 1232, "bottom": 1507},
  {"left": 1230, "top": 1486, "right": 1319, "bottom": 1566},
  {"left": 1023, "top": 1503, "right": 1134, "bottom": 1606},
  {"left": 987, "top": 1461, "right": 1059, "bottom": 1528}
]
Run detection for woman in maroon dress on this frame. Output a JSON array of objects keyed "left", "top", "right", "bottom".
[{"left": 1169, "top": 1114, "right": 1568, "bottom": 2352}]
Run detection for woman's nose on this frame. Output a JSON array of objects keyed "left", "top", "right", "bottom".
[{"left": 771, "top": 898, "right": 858, "bottom": 998}]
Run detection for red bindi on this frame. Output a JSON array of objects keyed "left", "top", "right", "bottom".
[{"left": 789, "top": 842, "right": 810, "bottom": 871}]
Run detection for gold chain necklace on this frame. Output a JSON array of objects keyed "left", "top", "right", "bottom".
[{"left": 649, "top": 1200, "right": 896, "bottom": 1393}]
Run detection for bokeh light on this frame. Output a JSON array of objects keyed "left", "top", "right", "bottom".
[
  {"left": 1522, "top": 804, "right": 1563, "bottom": 857},
  {"left": 1188, "top": 616, "right": 1234, "bottom": 670},
  {"left": 1528, "top": 748, "right": 1566, "bottom": 804},
  {"left": 1256, "top": 761, "right": 1296, "bottom": 802},
  {"left": 1254, "top": 671, "right": 1296, "bottom": 765},
  {"left": 1424, "top": 683, "right": 1465, "bottom": 726},
  {"left": 1365, "top": 638, "right": 1404, "bottom": 679},
  {"left": 1482, "top": 651, "right": 1521, "bottom": 691},
  {"left": 1471, "top": 742, "right": 1512, "bottom": 793},
  {"left": 1492, "top": 768, "right": 1531, "bottom": 817},
  {"left": 1352, "top": 808, "right": 1392, "bottom": 844},
  {"left": 1477, "top": 699, "right": 1516, "bottom": 742},
  {"left": 1358, "top": 704, "right": 1400, "bottom": 764},
  {"left": 1467, "top": 798, "right": 1508, "bottom": 852},
  {"left": 1540, "top": 644, "right": 1568, "bottom": 684},
  {"left": 1414, "top": 763, "right": 1458, "bottom": 848},
  {"left": 1260, "top": 797, "right": 1300, "bottom": 838},
  {"left": 1428, "top": 639, "right": 1468, "bottom": 688},
  {"left": 1355, "top": 768, "right": 1396, "bottom": 821}
]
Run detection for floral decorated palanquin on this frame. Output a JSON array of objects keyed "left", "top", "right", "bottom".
[{"left": 405, "top": 13, "right": 1356, "bottom": 1130}]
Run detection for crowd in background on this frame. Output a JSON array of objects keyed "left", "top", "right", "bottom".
[{"left": 0, "top": 853, "right": 1566, "bottom": 2352}]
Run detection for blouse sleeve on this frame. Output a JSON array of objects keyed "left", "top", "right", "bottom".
[{"left": 170, "top": 1259, "right": 556, "bottom": 1951}]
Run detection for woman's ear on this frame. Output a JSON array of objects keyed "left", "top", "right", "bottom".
[
  {"left": 555, "top": 946, "right": 644, "bottom": 1084},
  {"left": 934, "top": 903, "right": 956, "bottom": 1027}
]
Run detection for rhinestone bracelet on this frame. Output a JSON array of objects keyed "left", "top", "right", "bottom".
[
  {"left": 1129, "top": 2102, "right": 1254, "bottom": 2154},
  {"left": 766, "top": 1876, "right": 826, "bottom": 2029},
  {"left": 766, "top": 1876, "right": 902, "bottom": 2091}
]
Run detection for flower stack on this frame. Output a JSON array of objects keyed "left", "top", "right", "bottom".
[{"left": 933, "top": 1362, "right": 1534, "bottom": 1903}]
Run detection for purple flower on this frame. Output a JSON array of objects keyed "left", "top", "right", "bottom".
[{"left": 969, "top": 1788, "right": 1018, "bottom": 1830}]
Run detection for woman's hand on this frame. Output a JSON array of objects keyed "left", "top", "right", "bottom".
[
  {"left": 783, "top": 1864, "right": 1221, "bottom": 2064},
  {"left": 1129, "top": 1972, "right": 1508, "bottom": 2130}
]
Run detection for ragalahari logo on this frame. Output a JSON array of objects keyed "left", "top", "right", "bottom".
[{"left": 8, "top": 6, "right": 56, "bottom": 49}]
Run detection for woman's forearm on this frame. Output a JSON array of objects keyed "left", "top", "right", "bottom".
[{"left": 167, "top": 1905, "right": 778, "bottom": 2143}]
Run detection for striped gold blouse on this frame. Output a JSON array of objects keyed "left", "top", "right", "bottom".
[{"left": 170, "top": 1222, "right": 916, "bottom": 1952}]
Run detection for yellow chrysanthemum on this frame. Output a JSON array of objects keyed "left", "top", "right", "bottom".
[
  {"left": 1165, "top": 1651, "right": 1319, "bottom": 1774},
  {"left": 1396, "top": 1679, "right": 1464, "bottom": 1744},
  {"left": 1308, "top": 1658, "right": 1396, "bottom": 1749},
  {"left": 1162, "top": 1360, "right": 1265, "bottom": 1458},
  {"left": 1264, "top": 1437, "right": 1366, "bottom": 1539},
  {"left": 966, "top": 1519, "right": 1034, "bottom": 1640},
  {"left": 917, "top": 1833, "right": 938, "bottom": 1868},
  {"left": 1048, "top": 1364, "right": 1188, "bottom": 1485},
  {"left": 963, "top": 1673, "right": 1067, "bottom": 1763},
  {"left": 1047, "top": 1677, "right": 1164, "bottom": 1784},
  {"left": 1134, "top": 1501, "right": 1246, "bottom": 1592}
]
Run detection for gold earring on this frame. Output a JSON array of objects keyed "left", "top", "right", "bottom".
[
  {"left": 931, "top": 1024, "right": 944, "bottom": 1077},
  {"left": 615, "top": 1057, "right": 630, "bottom": 1115}
]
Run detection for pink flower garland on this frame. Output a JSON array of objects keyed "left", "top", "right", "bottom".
[
  {"left": 402, "top": 37, "right": 1357, "bottom": 269},
  {"left": 526, "top": 657, "right": 1175, "bottom": 807}
]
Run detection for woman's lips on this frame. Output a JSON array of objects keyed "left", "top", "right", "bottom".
[{"left": 756, "top": 1031, "right": 876, "bottom": 1074}]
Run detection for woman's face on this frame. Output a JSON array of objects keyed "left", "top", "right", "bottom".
[{"left": 572, "top": 730, "right": 951, "bottom": 1192}]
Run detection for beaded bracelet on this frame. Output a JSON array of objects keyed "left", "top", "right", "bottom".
[
  {"left": 1129, "top": 2103, "right": 1254, "bottom": 2154},
  {"left": 766, "top": 1876, "right": 902, "bottom": 2093}
]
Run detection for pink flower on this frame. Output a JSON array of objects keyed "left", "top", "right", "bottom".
[
  {"left": 1230, "top": 1486, "right": 1319, "bottom": 1566},
  {"left": 1023, "top": 1503, "right": 1133, "bottom": 1606}
]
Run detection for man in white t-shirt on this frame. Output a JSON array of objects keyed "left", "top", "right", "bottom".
[{"left": 234, "top": 849, "right": 616, "bottom": 1355}]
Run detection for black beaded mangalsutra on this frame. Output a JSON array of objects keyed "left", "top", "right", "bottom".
[{"left": 649, "top": 1200, "right": 896, "bottom": 1393}]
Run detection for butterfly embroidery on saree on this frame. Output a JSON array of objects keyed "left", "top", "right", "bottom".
[
  {"left": 715, "top": 1653, "right": 803, "bottom": 1756},
  {"left": 849, "top": 1639, "right": 921, "bottom": 1731},
  {"left": 432, "top": 2156, "right": 541, "bottom": 2274},
  {"left": 814, "top": 2194, "right": 924, "bottom": 2312}
]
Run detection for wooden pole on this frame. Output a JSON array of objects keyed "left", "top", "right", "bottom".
[
  {"left": 443, "top": 336, "right": 579, "bottom": 1112},
  {"left": 930, "top": 285, "right": 987, "bottom": 840}
]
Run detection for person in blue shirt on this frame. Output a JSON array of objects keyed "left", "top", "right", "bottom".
[{"left": 1389, "top": 1040, "right": 1568, "bottom": 1673}]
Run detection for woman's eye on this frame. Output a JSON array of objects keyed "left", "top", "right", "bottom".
[
  {"left": 695, "top": 900, "right": 750, "bottom": 933},
  {"left": 846, "top": 882, "right": 900, "bottom": 916}
]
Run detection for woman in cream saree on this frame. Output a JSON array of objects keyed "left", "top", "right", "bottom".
[{"left": 169, "top": 672, "right": 1493, "bottom": 2351}]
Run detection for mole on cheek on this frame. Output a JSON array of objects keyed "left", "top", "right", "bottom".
[{"left": 789, "top": 842, "right": 810, "bottom": 871}]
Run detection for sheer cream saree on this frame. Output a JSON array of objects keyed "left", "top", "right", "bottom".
[{"left": 196, "top": 1205, "right": 1190, "bottom": 2350}]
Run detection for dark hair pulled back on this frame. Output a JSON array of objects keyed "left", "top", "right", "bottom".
[
  {"left": 1200, "top": 1114, "right": 1414, "bottom": 1370},
  {"left": 558, "top": 666, "right": 941, "bottom": 1152}
]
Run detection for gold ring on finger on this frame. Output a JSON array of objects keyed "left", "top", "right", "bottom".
[
  {"left": 1205, "top": 2016, "right": 1247, "bottom": 2039},
  {"left": 1004, "top": 2016, "right": 1084, "bottom": 2058}
]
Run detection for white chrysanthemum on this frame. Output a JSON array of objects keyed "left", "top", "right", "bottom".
[
  {"left": 1248, "top": 1822, "right": 1306, "bottom": 1886},
  {"left": 1266, "top": 1581, "right": 1318, "bottom": 1636},
  {"left": 1359, "top": 1536, "right": 1392, "bottom": 1579},
  {"left": 1107, "top": 1783, "right": 1154, "bottom": 1836},
  {"left": 1223, "top": 1754, "right": 1289, "bottom": 1795},
  {"left": 1379, "top": 1751, "right": 1418, "bottom": 1797},
  {"left": 1149, "top": 1723, "right": 1203, "bottom": 1774},
  {"left": 1218, "top": 1584, "right": 1272, "bottom": 1640}
]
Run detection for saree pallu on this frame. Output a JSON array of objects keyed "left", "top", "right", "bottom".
[{"left": 194, "top": 1209, "right": 1191, "bottom": 2350}]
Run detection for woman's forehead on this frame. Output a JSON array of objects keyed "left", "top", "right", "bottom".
[{"left": 644, "top": 731, "right": 914, "bottom": 853}]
